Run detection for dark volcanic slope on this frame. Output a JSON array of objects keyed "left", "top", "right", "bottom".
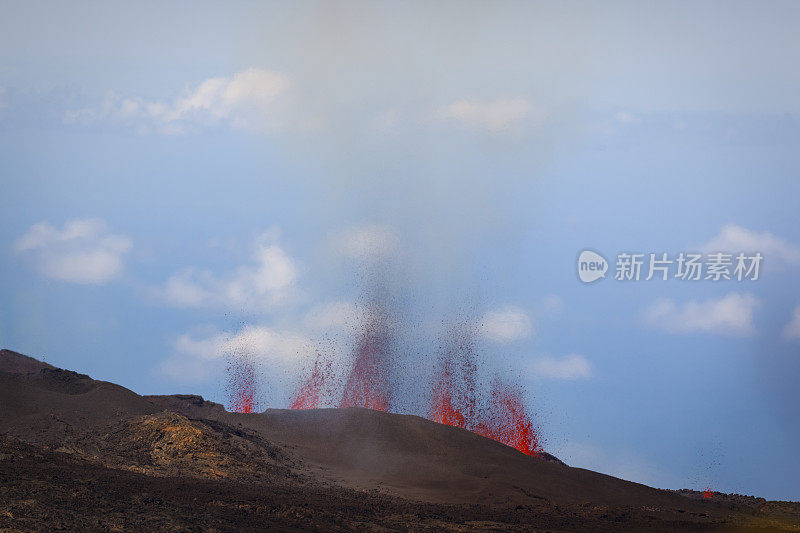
[
  {"left": 0, "top": 349, "right": 158, "bottom": 446},
  {"left": 8, "top": 435, "right": 780, "bottom": 533},
  {"left": 0, "top": 350, "right": 55, "bottom": 373},
  {"left": 204, "top": 408, "right": 701, "bottom": 509},
  {"left": 2, "top": 349, "right": 798, "bottom": 531}
]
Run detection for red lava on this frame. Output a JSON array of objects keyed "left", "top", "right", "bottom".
[
  {"left": 227, "top": 356, "right": 257, "bottom": 414},
  {"left": 428, "top": 333, "right": 477, "bottom": 430},
  {"left": 429, "top": 356, "right": 469, "bottom": 428},
  {"left": 474, "top": 379, "right": 542, "bottom": 456},
  {"left": 290, "top": 306, "right": 543, "bottom": 456},
  {"left": 702, "top": 487, "right": 714, "bottom": 499},
  {"left": 338, "top": 306, "right": 392, "bottom": 411},
  {"left": 428, "top": 325, "right": 542, "bottom": 456},
  {"left": 290, "top": 355, "right": 333, "bottom": 410}
]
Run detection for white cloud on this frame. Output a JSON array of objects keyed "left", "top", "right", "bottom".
[
  {"left": 65, "top": 68, "right": 290, "bottom": 134},
  {"left": 782, "top": 305, "right": 800, "bottom": 341},
  {"left": 14, "top": 218, "right": 132, "bottom": 284},
  {"left": 173, "top": 324, "right": 314, "bottom": 364},
  {"left": 334, "top": 225, "right": 399, "bottom": 263},
  {"left": 437, "top": 98, "right": 535, "bottom": 132},
  {"left": 159, "top": 230, "right": 298, "bottom": 311},
  {"left": 644, "top": 292, "right": 760, "bottom": 337},
  {"left": 479, "top": 306, "right": 533, "bottom": 343},
  {"left": 699, "top": 224, "right": 800, "bottom": 266},
  {"left": 159, "top": 324, "right": 315, "bottom": 384},
  {"left": 530, "top": 354, "right": 592, "bottom": 380}
]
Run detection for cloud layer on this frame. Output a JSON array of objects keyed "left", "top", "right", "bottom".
[
  {"left": 159, "top": 324, "right": 315, "bottom": 383},
  {"left": 160, "top": 230, "right": 298, "bottom": 311},
  {"left": 644, "top": 292, "right": 760, "bottom": 337},
  {"left": 173, "top": 324, "right": 313, "bottom": 363},
  {"left": 65, "top": 68, "right": 290, "bottom": 134},
  {"left": 530, "top": 354, "right": 592, "bottom": 380},
  {"left": 14, "top": 218, "right": 132, "bottom": 284},
  {"left": 479, "top": 306, "right": 533, "bottom": 343},
  {"left": 782, "top": 305, "right": 800, "bottom": 341},
  {"left": 700, "top": 224, "right": 800, "bottom": 266}
]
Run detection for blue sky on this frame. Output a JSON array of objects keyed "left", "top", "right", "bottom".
[{"left": 2, "top": 1, "right": 800, "bottom": 500}]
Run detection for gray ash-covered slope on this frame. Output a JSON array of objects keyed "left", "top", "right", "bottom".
[{"left": 2, "top": 348, "right": 798, "bottom": 531}]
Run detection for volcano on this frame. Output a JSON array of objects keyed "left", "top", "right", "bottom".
[{"left": 1, "top": 348, "right": 797, "bottom": 531}]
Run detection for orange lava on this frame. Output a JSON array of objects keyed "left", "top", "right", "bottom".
[
  {"left": 428, "top": 335, "right": 542, "bottom": 456},
  {"left": 338, "top": 308, "right": 392, "bottom": 411},
  {"left": 474, "top": 380, "right": 542, "bottom": 456},
  {"left": 290, "top": 356, "right": 332, "bottom": 410},
  {"left": 288, "top": 306, "right": 544, "bottom": 457},
  {"left": 428, "top": 341, "right": 476, "bottom": 430},
  {"left": 429, "top": 358, "right": 468, "bottom": 428}
]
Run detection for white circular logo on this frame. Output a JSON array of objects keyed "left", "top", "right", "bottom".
[{"left": 577, "top": 250, "right": 608, "bottom": 283}]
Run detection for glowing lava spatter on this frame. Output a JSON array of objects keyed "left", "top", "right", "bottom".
[
  {"left": 431, "top": 362, "right": 542, "bottom": 455},
  {"left": 288, "top": 304, "right": 544, "bottom": 456},
  {"left": 290, "top": 356, "right": 333, "bottom": 410},
  {"left": 339, "top": 305, "right": 392, "bottom": 411},
  {"left": 474, "top": 379, "right": 542, "bottom": 456},
  {"left": 428, "top": 334, "right": 477, "bottom": 429},
  {"left": 226, "top": 355, "right": 257, "bottom": 413},
  {"left": 429, "top": 357, "right": 468, "bottom": 428},
  {"left": 428, "top": 325, "right": 542, "bottom": 456}
]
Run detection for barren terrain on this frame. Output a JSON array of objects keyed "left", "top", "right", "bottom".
[{"left": 1, "top": 349, "right": 798, "bottom": 531}]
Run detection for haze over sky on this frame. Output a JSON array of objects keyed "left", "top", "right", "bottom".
[{"left": 2, "top": 1, "right": 800, "bottom": 500}]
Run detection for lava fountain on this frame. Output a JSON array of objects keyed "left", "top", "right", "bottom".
[
  {"left": 428, "top": 326, "right": 477, "bottom": 429},
  {"left": 290, "top": 355, "right": 334, "bottom": 410},
  {"left": 474, "top": 379, "right": 542, "bottom": 456},
  {"left": 338, "top": 303, "right": 393, "bottom": 411},
  {"left": 288, "top": 298, "right": 543, "bottom": 456},
  {"left": 226, "top": 353, "right": 257, "bottom": 414}
]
